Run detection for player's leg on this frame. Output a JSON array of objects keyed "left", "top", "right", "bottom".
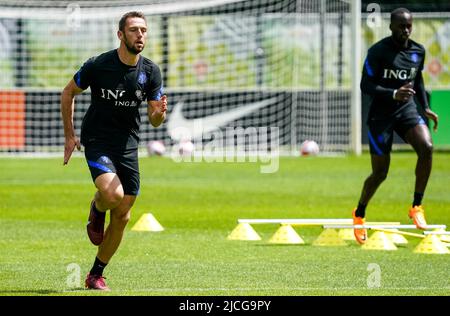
[
  {"left": 404, "top": 123, "right": 433, "bottom": 201},
  {"left": 94, "top": 173, "right": 125, "bottom": 211},
  {"left": 84, "top": 150, "right": 126, "bottom": 290},
  {"left": 352, "top": 119, "right": 393, "bottom": 244},
  {"left": 86, "top": 173, "right": 124, "bottom": 244},
  {"left": 352, "top": 154, "right": 390, "bottom": 244},
  {"left": 395, "top": 109, "right": 432, "bottom": 229},
  {"left": 84, "top": 147, "right": 125, "bottom": 246},
  {"left": 358, "top": 154, "right": 391, "bottom": 207},
  {"left": 85, "top": 147, "right": 140, "bottom": 290},
  {"left": 97, "top": 195, "right": 136, "bottom": 264},
  {"left": 86, "top": 194, "right": 135, "bottom": 291},
  {"left": 404, "top": 120, "right": 432, "bottom": 229},
  {"left": 357, "top": 119, "right": 394, "bottom": 213}
]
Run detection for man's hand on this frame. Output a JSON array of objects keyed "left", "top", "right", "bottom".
[
  {"left": 149, "top": 95, "right": 168, "bottom": 127},
  {"left": 394, "top": 82, "right": 415, "bottom": 102},
  {"left": 424, "top": 108, "right": 439, "bottom": 132},
  {"left": 154, "top": 95, "right": 168, "bottom": 115},
  {"left": 63, "top": 135, "right": 81, "bottom": 165}
]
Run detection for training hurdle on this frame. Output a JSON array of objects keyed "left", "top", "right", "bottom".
[
  {"left": 229, "top": 219, "right": 353, "bottom": 243},
  {"left": 228, "top": 218, "right": 449, "bottom": 254},
  {"left": 424, "top": 231, "right": 450, "bottom": 235},
  {"left": 423, "top": 230, "right": 450, "bottom": 244},
  {"left": 372, "top": 229, "right": 450, "bottom": 248},
  {"left": 228, "top": 219, "right": 401, "bottom": 244},
  {"left": 323, "top": 224, "right": 446, "bottom": 230},
  {"left": 238, "top": 219, "right": 352, "bottom": 225},
  {"left": 323, "top": 224, "right": 449, "bottom": 254},
  {"left": 372, "top": 228, "right": 425, "bottom": 239}
]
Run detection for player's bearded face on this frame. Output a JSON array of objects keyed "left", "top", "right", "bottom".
[
  {"left": 123, "top": 32, "right": 145, "bottom": 54},
  {"left": 122, "top": 18, "right": 147, "bottom": 55}
]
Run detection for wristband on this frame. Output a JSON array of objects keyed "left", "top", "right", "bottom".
[{"left": 393, "top": 89, "right": 397, "bottom": 100}]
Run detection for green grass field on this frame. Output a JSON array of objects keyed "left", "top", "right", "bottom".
[{"left": 1, "top": 153, "right": 449, "bottom": 296}]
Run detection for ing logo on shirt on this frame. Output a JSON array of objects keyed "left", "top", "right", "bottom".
[
  {"left": 100, "top": 88, "right": 126, "bottom": 100},
  {"left": 100, "top": 88, "right": 138, "bottom": 107},
  {"left": 382, "top": 67, "right": 417, "bottom": 80}
]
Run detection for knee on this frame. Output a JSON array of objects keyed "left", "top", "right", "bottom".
[
  {"left": 372, "top": 170, "right": 388, "bottom": 183},
  {"left": 101, "top": 187, "right": 124, "bottom": 209},
  {"left": 418, "top": 141, "right": 433, "bottom": 158},
  {"left": 111, "top": 211, "right": 131, "bottom": 229}
]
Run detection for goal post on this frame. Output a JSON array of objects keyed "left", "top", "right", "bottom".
[
  {"left": 1, "top": 0, "right": 360, "bottom": 156},
  {"left": 351, "top": 0, "right": 362, "bottom": 155}
]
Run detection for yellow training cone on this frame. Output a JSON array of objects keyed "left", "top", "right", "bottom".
[
  {"left": 131, "top": 213, "right": 164, "bottom": 232},
  {"left": 227, "top": 223, "right": 261, "bottom": 241},
  {"left": 414, "top": 235, "right": 450, "bottom": 254},
  {"left": 268, "top": 225, "right": 305, "bottom": 244},
  {"left": 384, "top": 229, "right": 408, "bottom": 245},
  {"left": 313, "top": 229, "right": 347, "bottom": 246},
  {"left": 433, "top": 228, "right": 450, "bottom": 243},
  {"left": 361, "top": 231, "right": 397, "bottom": 251},
  {"left": 338, "top": 229, "right": 356, "bottom": 241}
]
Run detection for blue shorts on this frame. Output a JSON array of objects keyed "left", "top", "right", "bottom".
[{"left": 367, "top": 106, "right": 426, "bottom": 156}]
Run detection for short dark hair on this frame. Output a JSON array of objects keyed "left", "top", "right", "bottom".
[
  {"left": 119, "top": 11, "right": 146, "bottom": 32},
  {"left": 390, "top": 8, "right": 411, "bottom": 23}
]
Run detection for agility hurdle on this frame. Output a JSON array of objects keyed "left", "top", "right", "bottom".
[
  {"left": 238, "top": 219, "right": 400, "bottom": 226},
  {"left": 322, "top": 224, "right": 449, "bottom": 254},
  {"left": 372, "top": 228, "right": 425, "bottom": 239},
  {"left": 229, "top": 219, "right": 353, "bottom": 243},
  {"left": 423, "top": 231, "right": 450, "bottom": 235},
  {"left": 323, "top": 224, "right": 446, "bottom": 230},
  {"left": 238, "top": 219, "right": 352, "bottom": 225},
  {"left": 228, "top": 219, "right": 401, "bottom": 244},
  {"left": 228, "top": 219, "right": 449, "bottom": 253},
  {"left": 322, "top": 224, "right": 446, "bottom": 245}
]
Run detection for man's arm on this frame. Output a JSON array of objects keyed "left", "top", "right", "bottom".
[
  {"left": 361, "top": 56, "right": 416, "bottom": 102},
  {"left": 414, "top": 70, "right": 429, "bottom": 110},
  {"left": 147, "top": 95, "right": 167, "bottom": 127},
  {"left": 360, "top": 56, "right": 395, "bottom": 98},
  {"left": 414, "top": 70, "right": 438, "bottom": 131},
  {"left": 61, "top": 79, "right": 84, "bottom": 165}
]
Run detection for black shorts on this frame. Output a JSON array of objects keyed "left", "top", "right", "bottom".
[
  {"left": 84, "top": 143, "right": 140, "bottom": 196},
  {"left": 367, "top": 106, "right": 426, "bottom": 156}
]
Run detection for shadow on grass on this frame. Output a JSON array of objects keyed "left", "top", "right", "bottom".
[
  {"left": 0, "top": 287, "right": 85, "bottom": 295},
  {"left": 255, "top": 243, "right": 307, "bottom": 247}
]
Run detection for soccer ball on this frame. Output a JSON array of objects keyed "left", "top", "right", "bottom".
[
  {"left": 147, "top": 140, "right": 166, "bottom": 156},
  {"left": 300, "top": 140, "right": 319, "bottom": 156},
  {"left": 178, "top": 140, "right": 195, "bottom": 156}
]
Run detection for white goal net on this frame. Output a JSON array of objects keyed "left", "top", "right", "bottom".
[{"left": 0, "top": 0, "right": 358, "bottom": 155}]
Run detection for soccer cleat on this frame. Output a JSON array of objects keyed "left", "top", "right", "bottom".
[
  {"left": 409, "top": 205, "right": 427, "bottom": 230},
  {"left": 87, "top": 200, "right": 106, "bottom": 246},
  {"left": 352, "top": 209, "right": 367, "bottom": 244},
  {"left": 85, "top": 273, "right": 110, "bottom": 291}
]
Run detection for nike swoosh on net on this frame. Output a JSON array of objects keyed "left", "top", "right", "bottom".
[{"left": 167, "top": 97, "right": 278, "bottom": 141}]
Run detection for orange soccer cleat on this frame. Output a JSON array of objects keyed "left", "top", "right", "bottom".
[
  {"left": 352, "top": 209, "right": 367, "bottom": 244},
  {"left": 409, "top": 205, "right": 427, "bottom": 230}
]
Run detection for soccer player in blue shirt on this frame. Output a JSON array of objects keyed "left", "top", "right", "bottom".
[{"left": 61, "top": 11, "right": 167, "bottom": 290}]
